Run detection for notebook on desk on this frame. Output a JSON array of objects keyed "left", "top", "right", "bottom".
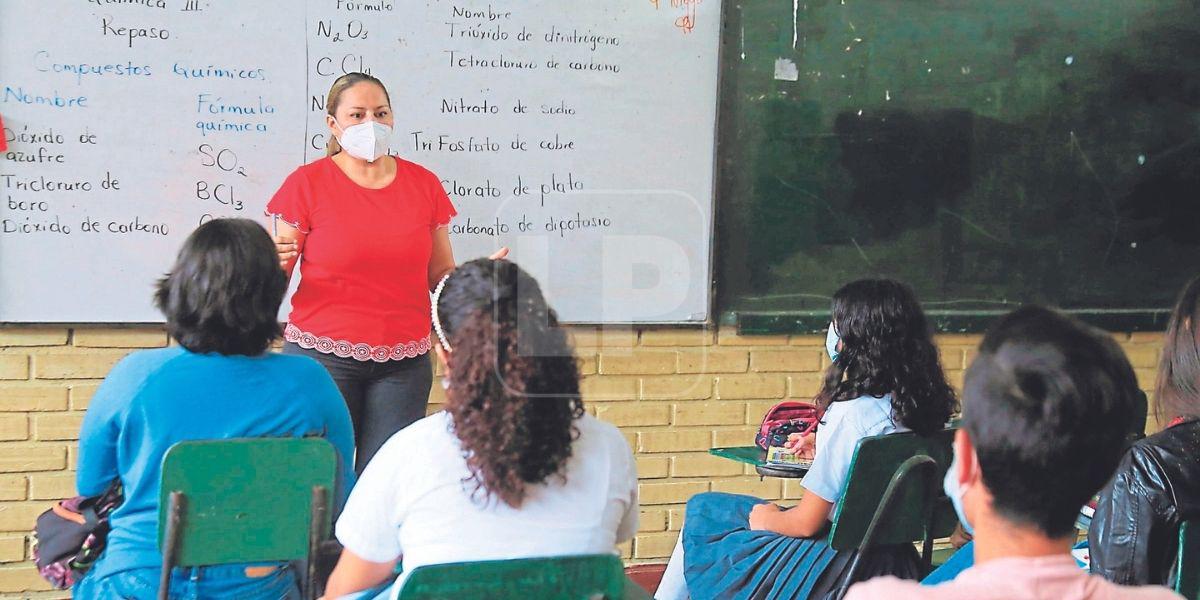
[{"left": 765, "top": 445, "right": 813, "bottom": 470}]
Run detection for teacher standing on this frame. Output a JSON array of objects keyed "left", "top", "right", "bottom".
[{"left": 267, "top": 72, "right": 503, "bottom": 474}]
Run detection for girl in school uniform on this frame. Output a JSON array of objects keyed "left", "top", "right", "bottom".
[
  {"left": 267, "top": 72, "right": 505, "bottom": 474},
  {"left": 655, "top": 279, "right": 959, "bottom": 600}
]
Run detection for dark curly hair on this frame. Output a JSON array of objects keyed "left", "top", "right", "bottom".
[
  {"left": 154, "top": 218, "right": 285, "bottom": 356},
  {"left": 435, "top": 258, "right": 584, "bottom": 508},
  {"left": 817, "top": 279, "right": 958, "bottom": 435}
]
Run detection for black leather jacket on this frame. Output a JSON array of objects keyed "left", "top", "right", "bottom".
[{"left": 1089, "top": 420, "right": 1200, "bottom": 587}]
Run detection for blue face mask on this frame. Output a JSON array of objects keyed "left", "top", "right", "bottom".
[
  {"left": 825, "top": 322, "right": 841, "bottom": 362},
  {"left": 943, "top": 453, "right": 975, "bottom": 535}
]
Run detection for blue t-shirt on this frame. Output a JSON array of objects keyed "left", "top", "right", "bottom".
[
  {"left": 76, "top": 346, "right": 355, "bottom": 580},
  {"left": 801, "top": 394, "right": 905, "bottom": 508}
]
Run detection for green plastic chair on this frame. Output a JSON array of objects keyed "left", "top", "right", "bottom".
[
  {"left": 1177, "top": 521, "right": 1200, "bottom": 600},
  {"left": 395, "top": 554, "right": 651, "bottom": 600},
  {"left": 157, "top": 438, "right": 337, "bottom": 600},
  {"left": 827, "top": 429, "right": 958, "bottom": 600}
]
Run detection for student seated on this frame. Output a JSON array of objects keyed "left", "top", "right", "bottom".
[
  {"left": 654, "top": 279, "right": 959, "bottom": 600},
  {"left": 1090, "top": 275, "right": 1200, "bottom": 587},
  {"left": 72, "top": 219, "right": 355, "bottom": 599},
  {"left": 847, "top": 306, "right": 1181, "bottom": 600},
  {"left": 321, "top": 258, "right": 639, "bottom": 599}
]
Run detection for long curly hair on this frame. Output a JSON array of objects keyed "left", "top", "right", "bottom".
[
  {"left": 435, "top": 258, "right": 584, "bottom": 508},
  {"left": 817, "top": 279, "right": 958, "bottom": 435}
]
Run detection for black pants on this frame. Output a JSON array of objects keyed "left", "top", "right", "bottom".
[{"left": 284, "top": 342, "right": 433, "bottom": 475}]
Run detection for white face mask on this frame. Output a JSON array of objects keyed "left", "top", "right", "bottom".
[
  {"left": 825, "top": 321, "right": 841, "bottom": 362},
  {"left": 334, "top": 119, "right": 391, "bottom": 162},
  {"left": 943, "top": 451, "right": 975, "bottom": 535}
]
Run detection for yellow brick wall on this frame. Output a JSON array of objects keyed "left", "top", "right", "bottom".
[{"left": 0, "top": 325, "right": 1164, "bottom": 597}]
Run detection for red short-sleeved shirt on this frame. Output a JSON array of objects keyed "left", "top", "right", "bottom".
[{"left": 266, "top": 157, "right": 457, "bottom": 362}]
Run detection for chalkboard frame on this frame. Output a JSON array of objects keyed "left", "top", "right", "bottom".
[
  {"left": 0, "top": 0, "right": 731, "bottom": 326},
  {"left": 727, "top": 308, "right": 1171, "bottom": 335}
]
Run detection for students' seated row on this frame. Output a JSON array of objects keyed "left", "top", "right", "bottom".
[{"left": 67, "top": 217, "right": 1196, "bottom": 600}]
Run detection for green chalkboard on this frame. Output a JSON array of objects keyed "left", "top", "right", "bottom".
[{"left": 715, "top": 0, "right": 1199, "bottom": 333}]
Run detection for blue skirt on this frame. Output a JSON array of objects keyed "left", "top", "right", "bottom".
[{"left": 682, "top": 492, "right": 922, "bottom": 600}]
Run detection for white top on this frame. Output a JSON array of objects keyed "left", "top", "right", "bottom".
[
  {"left": 335, "top": 411, "right": 639, "bottom": 596},
  {"left": 801, "top": 394, "right": 905, "bottom": 507}
]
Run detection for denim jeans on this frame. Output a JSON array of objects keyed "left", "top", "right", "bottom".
[
  {"left": 73, "top": 563, "right": 300, "bottom": 599},
  {"left": 283, "top": 343, "right": 432, "bottom": 474}
]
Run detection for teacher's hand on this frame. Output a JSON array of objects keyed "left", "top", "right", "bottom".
[
  {"left": 274, "top": 235, "right": 298, "bottom": 269},
  {"left": 489, "top": 247, "right": 510, "bottom": 260}
]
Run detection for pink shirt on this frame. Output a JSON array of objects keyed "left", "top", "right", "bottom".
[{"left": 847, "top": 556, "right": 1182, "bottom": 600}]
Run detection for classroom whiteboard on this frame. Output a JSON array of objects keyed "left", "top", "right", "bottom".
[{"left": 0, "top": 0, "right": 720, "bottom": 323}]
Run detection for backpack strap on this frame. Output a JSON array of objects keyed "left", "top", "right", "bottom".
[{"left": 50, "top": 504, "right": 87, "bottom": 526}]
